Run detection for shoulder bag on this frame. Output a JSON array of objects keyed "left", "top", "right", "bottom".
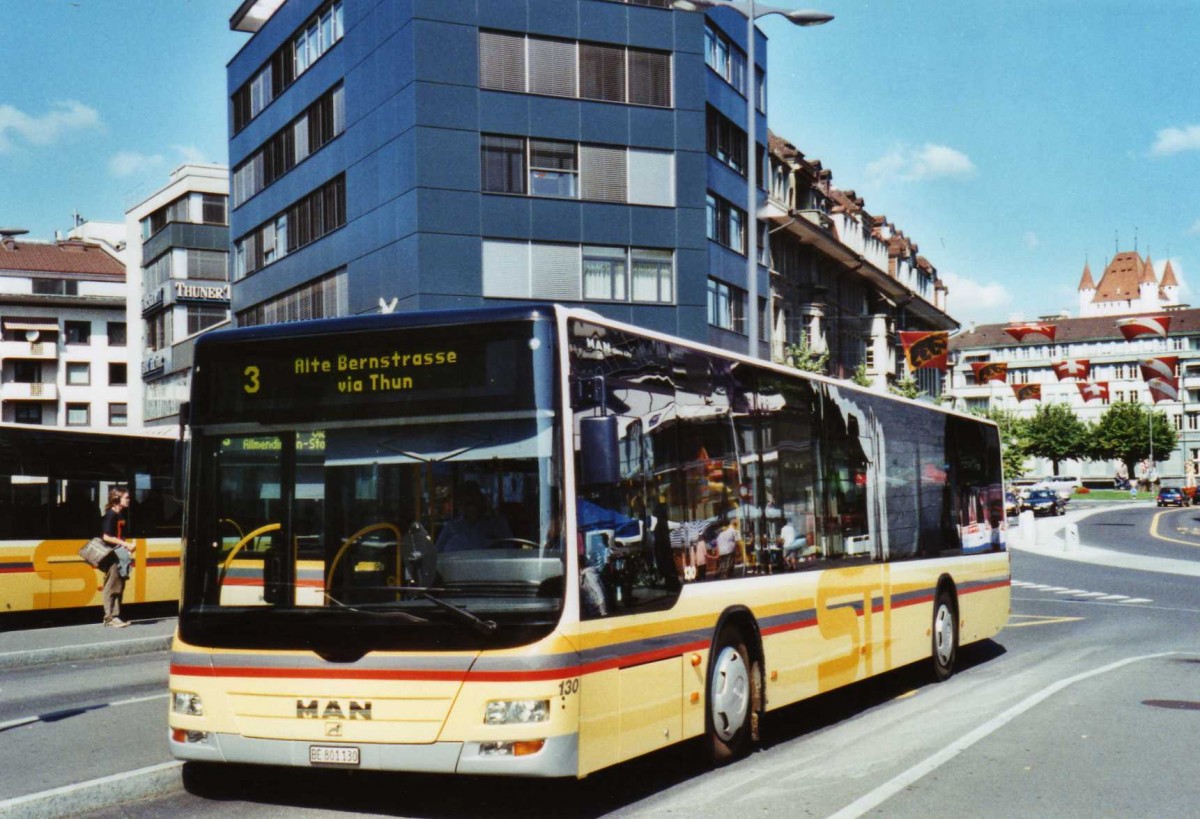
[{"left": 78, "top": 537, "right": 113, "bottom": 569}]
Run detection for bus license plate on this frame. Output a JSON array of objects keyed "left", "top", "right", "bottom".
[{"left": 309, "top": 745, "right": 360, "bottom": 766}]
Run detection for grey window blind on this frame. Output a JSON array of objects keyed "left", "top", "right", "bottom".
[
  {"left": 528, "top": 37, "right": 576, "bottom": 98},
  {"left": 482, "top": 240, "right": 531, "bottom": 298},
  {"left": 628, "top": 49, "right": 671, "bottom": 107},
  {"left": 480, "top": 31, "right": 526, "bottom": 92},
  {"left": 579, "top": 43, "right": 626, "bottom": 102},
  {"left": 531, "top": 243, "right": 582, "bottom": 301},
  {"left": 627, "top": 148, "right": 674, "bottom": 207},
  {"left": 580, "top": 145, "right": 627, "bottom": 202}
]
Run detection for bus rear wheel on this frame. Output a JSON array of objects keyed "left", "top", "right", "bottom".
[
  {"left": 931, "top": 588, "right": 958, "bottom": 682},
  {"left": 707, "top": 626, "right": 761, "bottom": 763}
]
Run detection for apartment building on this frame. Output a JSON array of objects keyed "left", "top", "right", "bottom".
[
  {"left": 0, "top": 229, "right": 130, "bottom": 429},
  {"left": 125, "top": 164, "right": 231, "bottom": 428}
]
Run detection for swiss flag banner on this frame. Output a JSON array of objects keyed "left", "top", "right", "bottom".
[
  {"left": 1011, "top": 383, "right": 1042, "bottom": 402},
  {"left": 900, "top": 331, "right": 949, "bottom": 371},
  {"left": 1076, "top": 381, "right": 1109, "bottom": 402},
  {"left": 1138, "top": 356, "right": 1178, "bottom": 382},
  {"left": 971, "top": 361, "right": 1008, "bottom": 384},
  {"left": 1051, "top": 359, "right": 1090, "bottom": 381},
  {"left": 1147, "top": 377, "right": 1179, "bottom": 403},
  {"left": 1005, "top": 323, "right": 1056, "bottom": 343},
  {"left": 1116, "top": 315, "right": 1170, "bottom": 339}
]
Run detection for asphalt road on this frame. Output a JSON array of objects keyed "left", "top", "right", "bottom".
[{"left": 9, "top": 503, "right": 1200, "bottom": 818}]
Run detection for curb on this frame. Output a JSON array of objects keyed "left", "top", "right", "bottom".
[
  {"left": 0, "top": 635, "right": 172, "bottom": 671},
  {"left": 0, "top": 761, "right": 182, "bottom": 818}
]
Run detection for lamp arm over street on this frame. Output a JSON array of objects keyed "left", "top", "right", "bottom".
[{"left": 671, "top": 0, "right": 831, "bottom": 359}]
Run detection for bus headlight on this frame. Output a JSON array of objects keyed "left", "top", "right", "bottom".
[
  {"left": 484, "top": 699, "right": 549, "bottom": 725},
  {"left": 172, "top": 691, "right": 204, "bottom": 717}
]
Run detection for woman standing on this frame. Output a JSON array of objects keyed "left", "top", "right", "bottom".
[{"left": 100, "top": 487, "right": 135, "bottom": 627}]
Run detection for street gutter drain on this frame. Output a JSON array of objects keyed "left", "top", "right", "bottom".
[{"left": 1142, "top": 699, "right": 1200, "bottom": 711}]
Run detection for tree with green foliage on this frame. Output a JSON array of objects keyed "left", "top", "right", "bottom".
[
  {"left": 971, "top": 407, "right": 1028, "bottom": 481},
  {"left": 850, "top": 362, "right": 872, "bottom": 388},
  {"left": 785, "top": 333, "right": 828, "bottom": 375},
  {"left": 889, "top": 375, "right": 923, "bottom": 400},
  {"left": 1023, "top": 402, "right": 1090, "bottom": 475},
  {"left": 1089, "top": 401, "right": 1178, "bottom": 478}
]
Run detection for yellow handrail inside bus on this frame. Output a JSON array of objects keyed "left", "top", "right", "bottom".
[
  {"left": 220, "top": 518, "right": 245, "bottom": 541},
  {"left": 217, "top": 523, "right": 282, "bottom": 585},
  {"left": 326, "top": 523, "right": 402, "bottom": 585}
]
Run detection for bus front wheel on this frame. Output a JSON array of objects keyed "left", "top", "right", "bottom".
[
  {"left": 931, "top": 588, "right": 958, "bottom": 682},
  {"left": 706, "top": 625, "right": 761, "bottom": 763}
]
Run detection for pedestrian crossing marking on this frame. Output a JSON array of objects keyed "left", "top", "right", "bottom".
[{"left": 1013, "top": 583, "right": 1151, "bottom": 605}]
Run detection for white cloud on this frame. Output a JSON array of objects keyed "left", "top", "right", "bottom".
[
  {"left": 1151, "top": 125, "right": 1200, "bottom": 156},
  {"left": 1023, "top": 231, "right": 1040, "bottom": 250},
  {"left": 108, "top": 150, "right": 165, "bottom": 178},
  {"left": 0, "top": 100, "right": 101, "bottom": 152},
  {"left": 941, "top": 270, "right": 1012, "bottom": 325},
  {"left": 866, "top": 143, "right": 976, "bottom": 184},
  {"left": 173, "top": 144, "right": 209, "bottom": 164}
]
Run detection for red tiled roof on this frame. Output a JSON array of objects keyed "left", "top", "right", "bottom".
[
  {"left": 0, "top": 239, "right": 124, "bottom": 277},
  {"left": 1093, "top": 251, "right": 1149, "bottom": 303},
  {"left": 1077, "top": 262, "right": 1095, "bottom": 290},
  {"left": 951, "top": 308, "right": 1200, "bottom": 352},
  {"left": 1161, "top": 259, "right": 1180, "bottom": 288}
]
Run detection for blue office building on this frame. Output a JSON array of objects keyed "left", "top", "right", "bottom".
[{"left": 228, "top": 0, "right": 771, "bottom": 353}]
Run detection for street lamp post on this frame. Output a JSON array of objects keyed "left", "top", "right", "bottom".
[{"left": 672, "top": 0, "right": 832, "bottom": 359}]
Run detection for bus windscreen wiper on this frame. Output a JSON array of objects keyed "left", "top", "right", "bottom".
[{"left": 403, "top": 588, "right": 498, "bottom": 636}]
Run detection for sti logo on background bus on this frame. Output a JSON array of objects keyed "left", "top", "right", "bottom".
[{"left": 296, "top": 699, "right": 373, "bottom": 720}]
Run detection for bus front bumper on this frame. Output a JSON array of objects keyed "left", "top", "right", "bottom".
[{"left": 170, "top": 731, "right": 579, "bottom": 777}]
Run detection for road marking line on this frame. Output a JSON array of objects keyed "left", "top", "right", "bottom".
[
  {"left": 1148, "top": 509, "right": 1200, "bottom": 547},
  {"left": 826, "top": 651, "right": 1178, "bottom": 819},
  {"left": 1005, "top": 615, "right": 1084, "bottom": 628},
  {"left": 1054, "top": 589, "right": 1088, "bottom": 595},
  {"left": 1096, "top": 594, "right": 1129, "bottom": 601},
  {"left": 0, "top": 693, "right": 167, "bottom": 733},
  {"left": 1072, "top": 592, "right": 1107, "bottom": 598},
  {"left": 1120, "top": 598, "right": 1154, "bottom": 604},
  {"left": 1039, "top": 586, "right": 1069, "bottom": 592}
]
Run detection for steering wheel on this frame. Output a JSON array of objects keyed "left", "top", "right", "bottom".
[{"left": 326, "top": 522, "right": 403, "bottom": 584}]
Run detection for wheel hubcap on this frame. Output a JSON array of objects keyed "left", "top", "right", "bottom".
[
  {"left": 934, "top": 604, "right": 954, "bottom": 666},
  {"left": 711, "top": 646, "right": 749, "bottom": 741}
]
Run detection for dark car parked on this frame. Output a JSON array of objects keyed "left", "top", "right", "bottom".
[
  {"left": 1022, "top": 488, "right": 1067, "bottom": 517},
  {"left": 1157, "top": 487, "right": 1190, "bottom": 507}
]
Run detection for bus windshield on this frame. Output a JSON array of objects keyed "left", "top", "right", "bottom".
[{"left": 180, "top": 315, "right": 562, "bottom": 652}]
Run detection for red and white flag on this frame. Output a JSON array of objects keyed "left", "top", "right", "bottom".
[
  {"left": 1051, "top": 359, "right": 1090, "bottom": 381},
  {"left": 1138, "top": 356, "right": 1178, "bottom": 382},
  {"left": 1116, "top": 315, "right": 1170, "bottom": 339},
  {"left": 971, "top": 361, "right": 1008, "bottom": 384},
  {"left": 1005, "top": 323, "right": 1056, "bottom": 343},
  {"left": 1076, "top": 381, "right": 1109, "bottom": 402},
  {"left": 1011, "top": 383, "right": 1042, "bottom": 402},
  {"left": 1147, "top": 377, "right": 1179, "bottom": 403}
]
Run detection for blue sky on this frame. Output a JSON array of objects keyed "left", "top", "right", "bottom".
[{"left": 3, "top": 0, "right": 1197, "bottom": 328}]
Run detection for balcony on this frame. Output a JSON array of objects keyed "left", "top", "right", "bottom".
[
  {"left": 0, "top": 340, "right": 57, "bottom": 361},
  {"left": 1, "top": 382, "right": 57, "bottom": 401}
]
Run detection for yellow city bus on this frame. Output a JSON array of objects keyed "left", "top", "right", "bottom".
[
  {"left": 0, "top": 425, "right": 182, "bottom": 617},
  {"left": 169, "top": 305, "right": 1009, "bottom": 777}
]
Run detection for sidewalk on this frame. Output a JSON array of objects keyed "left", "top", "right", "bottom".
[
  {"left": 0, "top": 614, "right": 176, "bottom": 671},
  {"left": 1010, "top": 502, "right": 1200, "bottom": 578}
]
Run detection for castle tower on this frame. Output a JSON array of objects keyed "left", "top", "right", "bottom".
[
  {"left": 1160, "top": 259, "right": 1180, "bottom": 305},
  {"left": 1139, "top": 254, "right": 1158, "bottom": 310},
  {"left": 1077, "top": 261, "right": 1096, "bottom": 316}
]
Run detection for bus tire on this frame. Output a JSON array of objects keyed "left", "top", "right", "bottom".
[
  {"left": 931, "top": 587, "right": 958, "bottom": 682},
  {"left": 706, "top": 625, "right": 761, "bottom": 764}
]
